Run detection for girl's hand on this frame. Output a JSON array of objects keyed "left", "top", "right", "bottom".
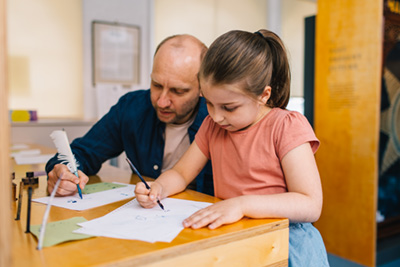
[
  {"left": 134, "top": 181, "right": 163, "bottom": 209},
  {"left": 183, "top": 197, "right": 244, "bottom": 229}
]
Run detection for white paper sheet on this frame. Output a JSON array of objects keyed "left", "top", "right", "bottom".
[
  {"left": 14, "top": 154, "right": 54, "bottom": 165},
  {"left": 11, "top": 143, "right": 30, "bottom": 150},
  {"left": 10, "top": 148, "right": 41, "bottom": 158},
  {"left": 73, "top": 198, "right": 212, "bottom": 243},
  {"left": 33, "top": 182, "right": 135, "bottom": 211}
]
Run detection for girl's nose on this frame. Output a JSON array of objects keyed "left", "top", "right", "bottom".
[{"left": 211, "top": 109, "right": 224, "bottom": 124}]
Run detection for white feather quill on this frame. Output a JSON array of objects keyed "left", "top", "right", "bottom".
[
  {"left": 50, "top": 130, "right": 80, "bottom": 176},
  {"left": 37, "top": 130, "right": 81, "bottom": 250},
  {"left": 37, "top": 177, "right": 61, "bottom": 250}
]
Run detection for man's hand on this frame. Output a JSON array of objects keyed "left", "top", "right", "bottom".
[{"left": 47, "top": 164, "right": 89, "bottom": 196}]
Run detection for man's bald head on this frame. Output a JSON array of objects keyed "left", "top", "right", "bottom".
[{"left": 154, "top": 34, "right": 207, "bottom": 64}]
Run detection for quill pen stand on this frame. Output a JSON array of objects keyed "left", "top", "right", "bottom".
[
  {"left": 11, "top": 172, "right": 17, "bottom": 202},
  {"left": 23, "top": 172, "right": 39, "bottom": 233},
  {"left": 15, "top": 180, "right": 23, "bottom": 221},
  {"left": 15, "top": 172, "right": 39, "bottom": 233}
]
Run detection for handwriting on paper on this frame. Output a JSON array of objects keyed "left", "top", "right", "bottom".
[
  {"left": 73, "top": 198, "right": 212, "bottom": 243},
  {"left": 33, "top": 182, "right": 135, "bottom": 211}
]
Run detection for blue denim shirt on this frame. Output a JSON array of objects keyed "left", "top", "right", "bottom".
[{"left": 45, "top": 89, "right": 214, "bottom": 195}]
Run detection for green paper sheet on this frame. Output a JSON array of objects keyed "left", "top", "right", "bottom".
[
  {"left": 82, "top": 182, "right": 127, "bottom": 194},
  {"left": 30, "top": 217, "right": 93, "bottom": 247}
]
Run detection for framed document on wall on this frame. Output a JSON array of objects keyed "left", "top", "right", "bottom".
[{"left": 92, "top": 21, "right": 140, "bottom": 86}]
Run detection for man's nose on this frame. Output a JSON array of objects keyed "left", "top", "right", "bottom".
[{"left": 157, "top": 90, "right": 171, "bottom": 108}]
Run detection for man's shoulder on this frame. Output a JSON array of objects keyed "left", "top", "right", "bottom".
[
  {"left": 197, "top": 97, "right": 208, "bottom": 119},
  {"left": 112, "top": 89, "right": 154, "bottom": 120},
  {"left": 120, "top": 89, "right": 150, "bottom": 102},
  {"left": 191, "top": 97, "right": 209, "bottom": 130},
  {"left": 117, "top": 89, "right": 152, "bottom": 109}
]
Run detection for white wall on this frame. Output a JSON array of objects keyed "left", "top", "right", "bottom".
[
  {"left": 154, "top": 0, "right": 316, "bottom": 97},
  {"left": 7, "top": 0, "right": 83, "bottom": 118},
  {"left": 8, "top": 0, "right": 316, "bottom": 119},
  {"left": 154, "top": 0, "right": 267, "bottom": 47},
  {"left": 7, "top": 0, "right": 153, "bottom": 120},
  {"left": 282, "top": 0, "right": 317, "bottom": 97},
  {"left": 82, "top": 0, "right": 154, "bottom": 120}
]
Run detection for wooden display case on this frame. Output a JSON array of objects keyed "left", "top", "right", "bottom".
[{"left": 313, "top": 0, "right": 400, "bottom": 266}]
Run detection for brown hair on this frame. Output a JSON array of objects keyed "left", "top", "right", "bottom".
[{"left": 199, "top": 29, "right": 291, "bottom": 108}]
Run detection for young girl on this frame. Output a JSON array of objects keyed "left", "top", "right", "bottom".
[{"left": 135, "top": 29, "right": 329, "bottom": 266}]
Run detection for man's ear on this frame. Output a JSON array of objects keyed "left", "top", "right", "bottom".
[{"left": 260, "top": 86, "right": 271, "bottom": 104}]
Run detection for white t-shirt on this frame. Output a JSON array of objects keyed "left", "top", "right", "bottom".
[{"left": 161, "top": 116, "right": 195, "bottom": 172}]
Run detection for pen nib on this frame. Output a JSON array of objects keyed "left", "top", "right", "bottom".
[{"left": 157, "top": 200, "right": 165, "bottom": 211}]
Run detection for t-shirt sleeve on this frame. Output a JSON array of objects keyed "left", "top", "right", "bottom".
[
  {"left": 275, "top": 111, "right": 320, "bottom": 160},
  {"left": 195, "top": 115, "right": 213, "bottom": 159}
]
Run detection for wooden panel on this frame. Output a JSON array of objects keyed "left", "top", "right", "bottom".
[
  {"left": 0, "top": 0, "right": 11, "bottom": 266},
  {"left": 144, "top": 229, "right": 289, "bottom": 267},
  {"left": 313, "top": 1, "right": 383, "bottom": 266}
]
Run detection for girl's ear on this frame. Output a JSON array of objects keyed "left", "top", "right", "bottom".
[{"left": 260, "top": 86, "right": 271, "bottom": 104}]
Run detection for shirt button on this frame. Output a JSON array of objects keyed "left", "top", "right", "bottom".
[{"left": 153, "top": 165, "right": 159, "bottom": 170}]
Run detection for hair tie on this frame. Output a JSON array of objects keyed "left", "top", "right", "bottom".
[
  {"left": 254, "top": 31, "right": 273, "bottom": 50},
  {"left": 254, "top": 31, "right": 264, "bottom": 38}
]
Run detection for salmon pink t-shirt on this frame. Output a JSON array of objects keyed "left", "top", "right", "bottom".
[{"left": 195, "top": 108, "right": 319, "bottom": 199}]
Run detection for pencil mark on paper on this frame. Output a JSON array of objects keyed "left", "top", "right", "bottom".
[{"left": 135, "top": 215, "right": 146, "bottom": 221}]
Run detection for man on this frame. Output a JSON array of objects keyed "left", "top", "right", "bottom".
[{"left": 46, "top": 34, "right": 213, "bottom": 196}]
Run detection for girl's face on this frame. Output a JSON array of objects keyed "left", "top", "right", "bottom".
[{"left": 200, "top": 80, "right": 271, "bottom": 131}]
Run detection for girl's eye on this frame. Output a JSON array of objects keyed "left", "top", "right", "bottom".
[{"left": 223, "top": 106, "right": 237, "bottom": 112}]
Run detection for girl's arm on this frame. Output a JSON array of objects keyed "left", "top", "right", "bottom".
[
  {"left": 241, "top": 142, "right": 323, "bottom": 222},
  {"left": 135, "top": 141, "right": 209, "bottom": 208},
  {"left": 183, "top": 142, "right": 323, "bottom": 229}
]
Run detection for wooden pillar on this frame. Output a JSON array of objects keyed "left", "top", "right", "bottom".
[
  {"left": 313, "top": 1, "right": 383, "bottom": 266},
  {"left": 0, "top": 0, "right": 11, "bottom": 265}
]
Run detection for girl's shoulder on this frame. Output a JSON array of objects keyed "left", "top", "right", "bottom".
[
  {"left": 198, "top": 115, "right": 220, "bottom": 136},
  {"left": 265, "top": 108, "right": 319, "bottom": 155},
  {"left": 268, "top": 107, "right": 303, "bottom": 117},
  {"left": 203, "top": 115, "right": 216, "bottom": 128},
  {"left": 264, "top": 108, "right": 310, "bottom": 127}
]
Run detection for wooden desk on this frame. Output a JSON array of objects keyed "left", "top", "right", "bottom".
[{"left": 12, "top": 162, "right": 289, "bottom": 267}]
